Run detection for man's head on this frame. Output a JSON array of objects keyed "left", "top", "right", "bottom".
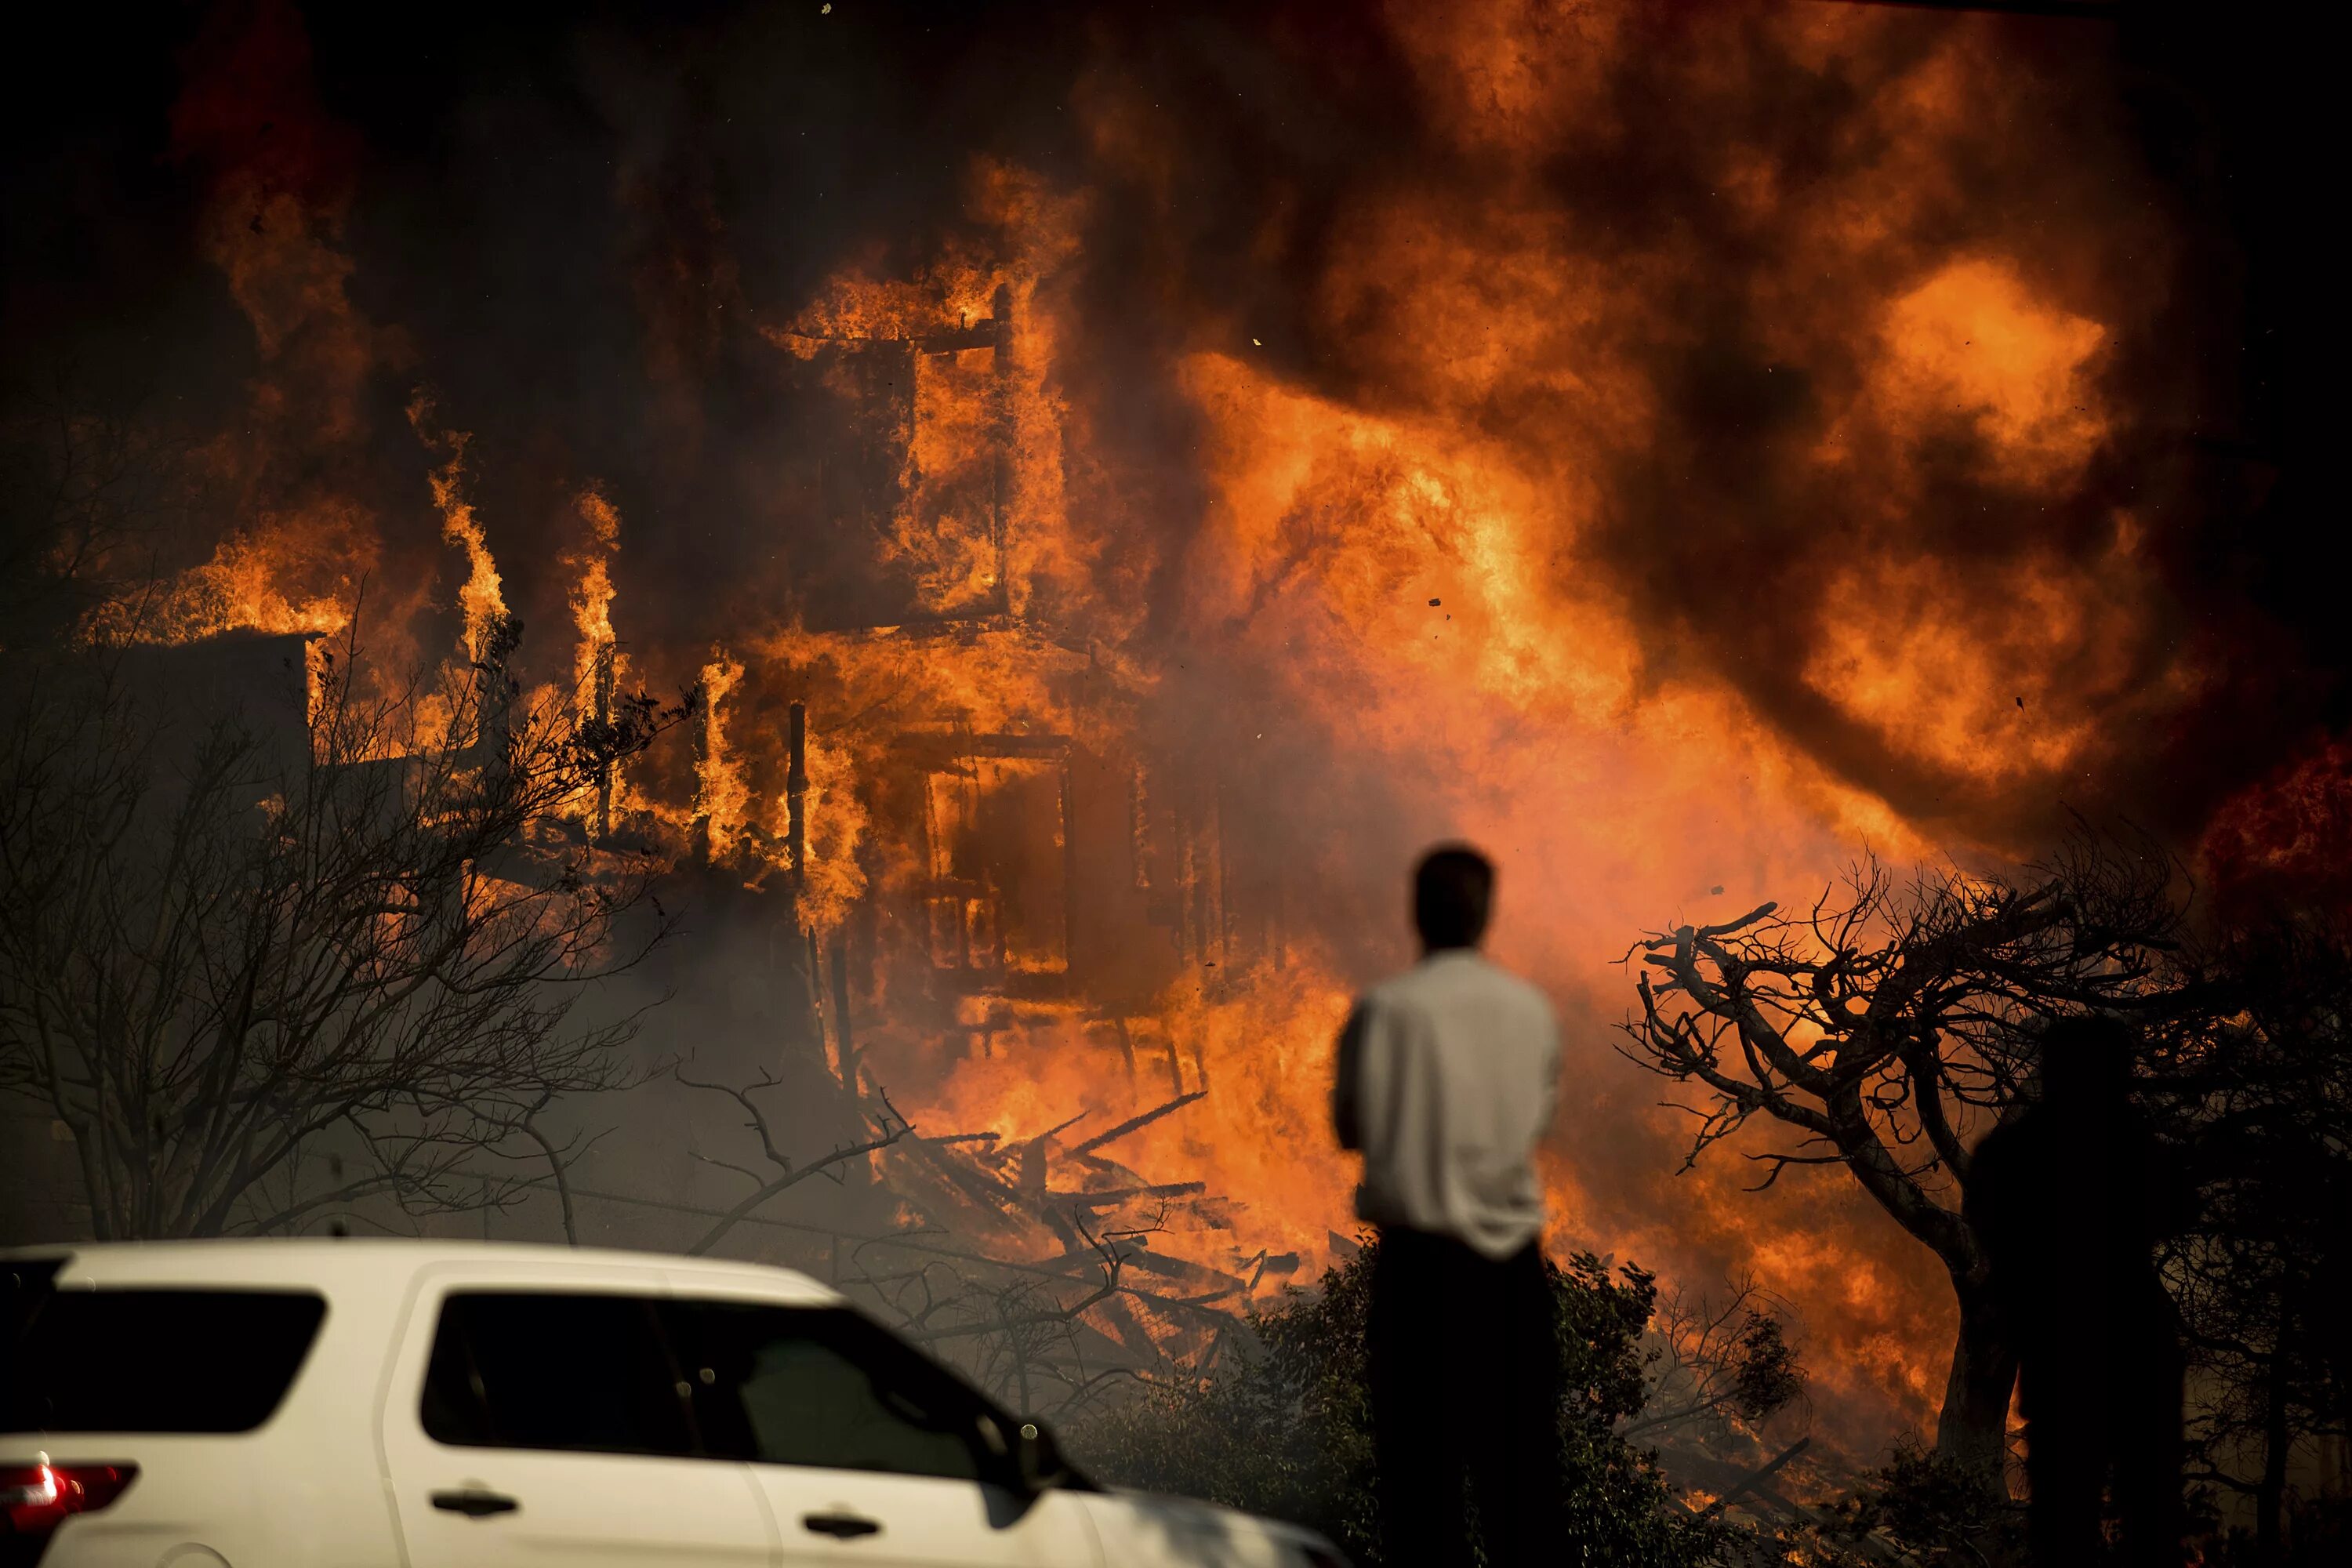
[
  {"left": 2038, "top": 1014, "right": 2135, "bottom": 1110},
  {"left": 1413, "top": 844, "right": 1495, "bottom": 952}
]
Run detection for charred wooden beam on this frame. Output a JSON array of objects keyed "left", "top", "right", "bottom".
[
  {"left": 1699, "top": 1438, "right": 1813, "bottom": 1519},
  {"left": 894, "top": 1132, "right": 1046, "bottom": 1237},
  {"left": 590, "top": 641, "right": 616, "bottom": 842},
  {"left": 1112, "top": 1017, "right": 1138, "bottom": 1084},
  {"left": 1067, "top": 1091, "right": 1207, "bottom": 1158},
  {"left": 989, "top": 282, "right": 1012, "bottom": 615},
  {"left": 829, "top": 927, "right": 857, "bottom": 1091},
  {"left": 786, "top": 700, "right": 809, "bottom": 881},
  {"left": 914, "top": 321, "right": 998, "bottom": 355},
  {"left": 1046, "top": 1181, "right": 1208, "bottom": 1209}
]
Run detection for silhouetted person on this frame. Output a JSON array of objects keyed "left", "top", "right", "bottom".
[
  {"left": 1966, "top": 1016, "right": 2185, "bottom": 1567},
  {"left": 1333, "top": 844, "right": 1563, "bottom": 1568}
]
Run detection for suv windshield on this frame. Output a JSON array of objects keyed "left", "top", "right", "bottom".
[{"left": 2, "top": 1266, "right": 327, "bottom": 1435}]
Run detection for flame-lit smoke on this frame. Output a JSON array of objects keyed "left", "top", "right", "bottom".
[{"left": 43, "top": 0, "right": 2316, "bottom": 1461}]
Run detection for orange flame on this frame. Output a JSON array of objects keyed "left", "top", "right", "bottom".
[
  {"left": 408, "top": 394, "right": 508, "bottom": 665},
  {"left": 569, "top": 484, "right": 624, "bottom": 698},
  {"left": 692, "top": 648, "right": 750, "bottom": 859}
]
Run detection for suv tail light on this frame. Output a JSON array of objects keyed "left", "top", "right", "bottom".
[{"left": 0, "top": 1461, "right": 138, "bottom": 1535}]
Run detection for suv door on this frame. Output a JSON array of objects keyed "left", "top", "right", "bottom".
[
  {"left": 666, "top": 1297, "right": 1100, "bottom": 1566},
  {"left": 378, "top": 1272, "right": 772, "bottom": 1567}
]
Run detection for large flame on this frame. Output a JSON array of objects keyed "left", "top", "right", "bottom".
[
  {"left": 409, "top": 397, "right": 509, "bottom": 665},
  {"left": 569, "top": 485, "right": 623, "bottom": 694}
]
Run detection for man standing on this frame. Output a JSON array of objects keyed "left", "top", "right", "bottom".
[
  {"left": 1333, "top": 844, "right": 1564, "bottom": 1568},
  {"left": 1965, "top": 1015, "right": 2185, "bottom": 1567}
]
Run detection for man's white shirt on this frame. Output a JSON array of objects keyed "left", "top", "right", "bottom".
[{"left": 1334, "top": 949, "right": 1562, "bottom": 1260}]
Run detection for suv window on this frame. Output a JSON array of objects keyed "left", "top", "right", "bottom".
[
  {"left": 421, "top": 1291, "right": 695, "bottom": 1458},
  {"left": 668, "top": 1301, "right": 1007, "bottom": 1485},
  {"left": 1, "top": 1281, "right": 326, "bottom": 1435}
]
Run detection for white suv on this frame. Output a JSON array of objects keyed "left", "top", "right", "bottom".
[{"left": 0, "top": 1240, "right": 1344, "bottom": 1568}]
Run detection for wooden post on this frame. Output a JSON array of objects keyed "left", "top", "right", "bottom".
[
  {"left": 786, "top": 701, "right": 809, "bottom": 880},
  {"left": 689, "top": 685, "right": 713, "bottom": 866},
  {"left": 830, "top": 929, "right": 856, "bottom": 1092},
  {"left": 591, "top": 641, "right": 616, "bottom": 842},
  {"left": 989, "top": 282, "right": 1013, "bottom": 615},
  {"left": 1058, "top": 753, "right": 1078, "bottom": 977},
  {"left": 785, "top": 702, "right": 828, "bottom": 1076}
]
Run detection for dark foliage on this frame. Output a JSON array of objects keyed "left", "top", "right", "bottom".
[
  {"left": 1621, "top": 829, "right": 2193, "bottom": 1476},
  {"left": 1817, "top": 1439, "right": 2024, "bottom": 1567},
  {"left": 1621, "top": 844, "right": 2352, "bottom": 1552},
  {"left": 0, "top": 637, "right": 690, "bottom": 1237},
  {"left": 2190, "top": 1490, "right": 2352, "bottom": 1568},
  {"left": 1630, "top": 1280, "right": 1806, "bottom": 1457},
  {"left": 2151, "top": 919, "right": 2352, "bottom": 1560},
  {"left": 1073, "top": 1236, "right": 1729, "bottom": 1567}
]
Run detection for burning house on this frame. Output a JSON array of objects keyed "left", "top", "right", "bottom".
[
  {"left": 591, "top": 283, "right": 1322, "bottom": 1370},
  {"left": 0, "top": 260, "right": 1327, "bottom": 1417}
]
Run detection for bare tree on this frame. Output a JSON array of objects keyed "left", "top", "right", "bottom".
[
  {"left": 1619, "top": 832, "right": 2186, "bottom": 1478},
  {"left": 0, "top": 627, "right": 688, "bottom": 1238},
  {"left": 671, "top": 1063, "right": 916, "bottom": 1257},
  {"left": 847, "top": 1211, "right": 1167, "bottom": 1423},
  {"left": 2151, "top": 921, "right": 2352, "bottom": 1563},
  {"left": 644, "top": 1057, "right": 1180, "bottom": 1425},
  {"left": 1625, "top": 1276, "right": 1806, "bottom": 1452},
  {"left": 1, "top": 372, "right": 209, "bottom": 648}
]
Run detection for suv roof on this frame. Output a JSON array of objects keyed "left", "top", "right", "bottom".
[{"left": 0, "top": 1238, "right": 843, "bottom": 1304}]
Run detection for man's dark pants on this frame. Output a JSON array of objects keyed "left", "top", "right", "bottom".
[
  {"left": 1369, "top": 1227, "right": 1563, "bottom": 1568},
  {"left": 2020, "top": 1306, "right": 2186, "bottom": 1568}
]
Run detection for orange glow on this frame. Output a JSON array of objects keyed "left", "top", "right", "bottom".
[
  {"left": 1801, "top": 536, "right": 2151, "bottom": 785},
  {"left": 1871, "top": 259, "right": 2109, "bottom": 488}
]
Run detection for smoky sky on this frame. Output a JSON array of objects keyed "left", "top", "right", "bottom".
[{"left": 3, "top": 0, "right": 2337, "bottom": 864}]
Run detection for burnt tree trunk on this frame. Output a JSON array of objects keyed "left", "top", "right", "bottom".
[
  {"left": 1938, "top": 1278, "right": 2018, "bottom": 1482},
  {"left": 2256, "top": 1335, "right": 2292, "bottom": 1566}
]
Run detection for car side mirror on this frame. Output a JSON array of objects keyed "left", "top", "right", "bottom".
[{"left": 1013, "top": 1417, "right": 1072, "bottom": 1494}]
